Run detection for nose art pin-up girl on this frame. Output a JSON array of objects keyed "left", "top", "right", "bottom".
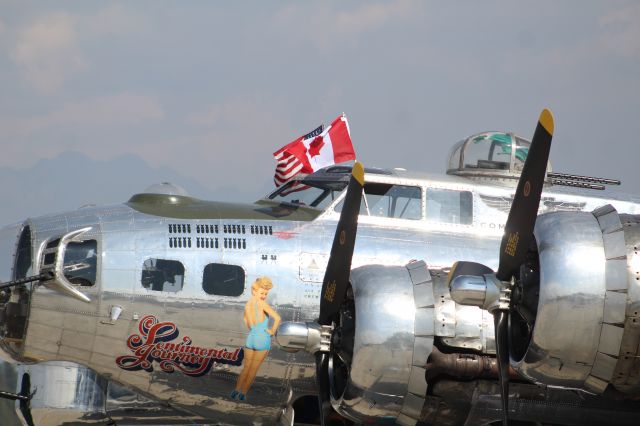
[{"left": 231, "top": 277, "right": 281, "bottom": 401}]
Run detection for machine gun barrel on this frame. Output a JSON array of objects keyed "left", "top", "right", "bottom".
[
  {"left": 548, "top": 172, "right": 621, "bottom": 186},
  {"left": 0, "top": 272, "right": 53, "bottom": 290}
]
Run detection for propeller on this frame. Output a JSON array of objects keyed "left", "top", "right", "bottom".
[
  {"left": 448, "top": 109, "right": 554, "bottom": 425},
  {"left": 316, "top": 161, "right": 364, "bottom": 424}
]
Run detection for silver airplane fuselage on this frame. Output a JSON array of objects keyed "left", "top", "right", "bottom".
[{"left": 1, "top": 164, "right": 640, "bottom": 425}]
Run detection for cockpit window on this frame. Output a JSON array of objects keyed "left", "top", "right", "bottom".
[
  {"left": 467, "top": 133, "right": 513, "bottom": 170},
  {"left": 336, "top": 183, "right": 422, "bottom": 220},
  {"left": 64, "top": 240, "right": 97, "bottom": 286},
  {"left": 15, "top": 225, "right": 32, "bottom": 280},
  {"left": 426, "top": 189, "right": 473, "bottom": 225},
  {"left": 269, "top": 180, "right": 347, "bottom": 210},
  {"left": 141, "top": 258, "right": 185, "bottom": 292}
]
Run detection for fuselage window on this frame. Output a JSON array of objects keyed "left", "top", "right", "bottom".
[
  {"left": 64, "top": 240, "right": 98, "bottom": 286},
  {"left": 426, "top": 188, "right": 473, "bottom": 225},
  {"left": 141, "top": 258, "right": 185, "bottom": 292},
  {"left": 337, "top": 183, "right": 422, "bottom": 220},
  {"left": 202, "top": 263, "right": 245, "bottom": 297}
]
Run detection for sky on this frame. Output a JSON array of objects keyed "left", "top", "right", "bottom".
[{"left": 0, "top": 1, "right": 639, "bottom": 224}]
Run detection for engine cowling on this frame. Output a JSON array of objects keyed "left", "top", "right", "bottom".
[
  {"left": 512, "top": 204, "right": 640, "bottom": 395},
  {"left": 330, "top": 261, "right": 435, "bottom": 425}
]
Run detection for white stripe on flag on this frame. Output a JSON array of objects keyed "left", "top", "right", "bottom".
[
  {"left": 276, "top": 162, "right": 302, "bottom": 178},
  {"left": 275, "top": 161, "right": 303, "bottom": 184},
  {"left": 275, "top": 163, "right": 303, "bottom": 182}
]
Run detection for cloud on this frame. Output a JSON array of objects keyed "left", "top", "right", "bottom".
[
  {"left": 9, "top": 5, "right": 148, "bottom": 93},
  {"left": 81, "top": 4, "right": 148, "bottom": 37},
  {"left": 10, "top": 13, "right": 86, "bottom": 93},
  {"left": 273, "top": 1, "right": 421, "bottom": 50}
]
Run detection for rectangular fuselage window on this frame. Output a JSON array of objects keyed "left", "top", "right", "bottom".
[
  {"left": 141, "top": 258, "right": 185, "bottom": 292},
  {"left": 202, "top": 263, "right": 245, "bottom": 296},
  {"left": 426, "top": 188, "right": 473, "bottom": 225}
]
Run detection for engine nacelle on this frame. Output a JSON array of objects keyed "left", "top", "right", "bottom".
[
  {"left": 513, "top": 205, "right": 640, "bottom": 395},
  {"left": 330, "top": 262, "right": 435, "bottom": 425}
]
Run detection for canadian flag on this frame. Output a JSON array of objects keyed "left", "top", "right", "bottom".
[{"left": 273, "top": 114, "right": 355, "bottom": 187}]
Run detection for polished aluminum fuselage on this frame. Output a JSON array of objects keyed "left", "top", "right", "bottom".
[{"left": 1, "top": 169, "right": 640, "bottom": 424}]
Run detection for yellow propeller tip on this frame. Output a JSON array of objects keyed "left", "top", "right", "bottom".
[
  {"left": 352, "top": 162, "right": 365, "bottom": 186},
  {"left": 539, "top": 108, "right": 554, "bottom": 135}
]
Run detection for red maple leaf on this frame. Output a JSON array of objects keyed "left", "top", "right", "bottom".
[{"left": 308, "top": 136, "right": 325, "bottom": 157}]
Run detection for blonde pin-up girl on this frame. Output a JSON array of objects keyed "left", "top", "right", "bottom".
[{"left": 231, "top": 277, "right": 281, "bottom": 401}]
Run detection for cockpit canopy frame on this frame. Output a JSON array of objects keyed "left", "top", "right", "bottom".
[{"left": 447, "top": 131, "right": 552, "bottom": 180}]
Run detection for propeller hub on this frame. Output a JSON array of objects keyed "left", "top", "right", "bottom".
[
  {"left": 449, "top": 273, "right": 505, "bottom": 312},
  {"left": 275, "top": 322, "right": 332, "bottom": 354}
]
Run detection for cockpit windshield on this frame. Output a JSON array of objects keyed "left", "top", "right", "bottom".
[{"left": 268, "top": 179, "right": 348, "bottom": 210}]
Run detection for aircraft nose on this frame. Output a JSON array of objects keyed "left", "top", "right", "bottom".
[
  {"left": 0, "top": 222, "right": 34, "bottom": 352},
  {"left": 0, "top": 222, "right": 25, "bottom": 283}
]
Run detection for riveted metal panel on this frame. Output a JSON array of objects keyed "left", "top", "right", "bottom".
[
  {"left": 606, "top": 258, "right": 629, "bottom": 291},
  {"left": 620, "top": 315, "right": 640, "bottom": 356},
  {"left": 591, "top": 352, "right": 618, "bottom": 381},
  {"left": 603, "top": 231, "right": 627, "bottom": 260},
  {"left": 412, "top": 336, "right": 433, "bottom": 367},
  {"left": 627, "top": 252, "right": 640, "bottom": 315},
  {"left": 603, "top": 290, "right": 627, "bottom": 324},
  {"left": 612, "top": 314, "right": 640, "bottom": 391},
  {"left": 599, "top": 324, "right": 624, "bottom": 356},
  {"left": 432, "top": 274, "right": 457, "bottom": 337},
  {"left": 407, "top": 366, "right": 427, "bottom": 396},
  {"left": 434, "top": 299, "right": 456, "bottom": 337},
  {"left": 415, "top": 307, "right": 435, "bottom": 337}
]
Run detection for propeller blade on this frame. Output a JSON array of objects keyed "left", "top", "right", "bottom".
[
  {"left": 318, "top": 162, "right": 364, "bottom": 325},
  {"left": 315, "top": 352, "right": 331, "bottom": 426},
  {"left": 496, "top": 109, "right": 554, "bottom": 281},
  {"left": 494, "top": 310, "right": 510, "bottom": 425}
]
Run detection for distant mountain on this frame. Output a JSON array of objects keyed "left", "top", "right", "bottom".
[{"left": 0, "top": 151, "right": 264, "bottom": 225}]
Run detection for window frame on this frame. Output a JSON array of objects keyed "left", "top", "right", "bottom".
[
  {"left": 140, "top": 258, "right": 186, "bottom": 293},
  {"left": 201, "top": 262, "right": 246, "bottom": 297},
  {"left": 425, "top": 187, "right": 474, "bottom": 225}
]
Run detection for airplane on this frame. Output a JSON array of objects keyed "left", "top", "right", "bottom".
[{"left": 1, "top": 109, "right": 640, "bottom": 426}]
